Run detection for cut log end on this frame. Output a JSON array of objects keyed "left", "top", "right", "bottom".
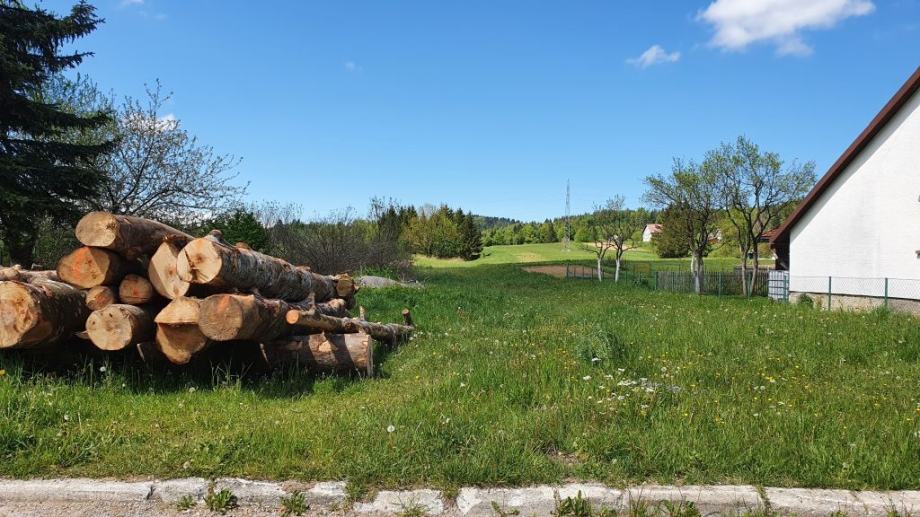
[
  {"left": 176, "top": 238, "right": 223, "bottom": 284},
  {"left": 86, "top": 304, "right": 155, "bottom": 351},
  {"left": 0, "top": 282, "right": 39, "bottom": 348},
  {"left": 155, "top": 297, "right": 209, "bottom": 364},
  {"left": 198, "top": 294, "right": 255, "bottom": 341},
  {"left": 119, "top": 274, "right": 155, "bottom": 305},
  {"left": 148, "top": 240, "right": 192, "bottom": 300},
  {"left": 56, "top": 247, "right": 123, "bottom": 289},
  {"left": 86, "top": 285, "right": 118, "bottom": 311},
  {"left": 74, "top": 211, "right": 120, "bottom": 248}
]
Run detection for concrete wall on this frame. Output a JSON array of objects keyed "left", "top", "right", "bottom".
[
  {"left": 790, "top": 291, "right": 920, "bottom": 315},
  {"left": 789, "top": 87, "right": 920, "bottom": 298}
]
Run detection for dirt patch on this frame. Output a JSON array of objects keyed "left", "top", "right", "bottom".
[{"left": 522, "top": 265, "right": 569, "bottom": 278}]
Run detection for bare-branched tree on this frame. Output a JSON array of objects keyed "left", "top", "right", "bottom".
[
  {"left": 586, "top": 196, "right": 646, "bottom": 282},
  {"left": 716, "top": 136, "right": 816, "bottom": 296},
  {"left": 644, "top": 159, "right": 721, "bottom": 294},
  {"left": 87, "top": 81, "right": 245, "bottom": 225}
]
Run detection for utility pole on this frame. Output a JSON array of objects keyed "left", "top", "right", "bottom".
[{"left": 562, "top": 180, "right": 571, "bottom": 251}]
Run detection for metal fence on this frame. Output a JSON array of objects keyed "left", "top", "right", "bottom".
[
  {"left": 565, "top": 263, "right": 772, "bottom": 297},
  {"left": 789, "top": 275, "right": 920, "bottom": 308}
]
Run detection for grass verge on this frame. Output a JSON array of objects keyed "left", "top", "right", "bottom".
[{"left": 0, "top": 264, "right": 918, "bottom": 489}]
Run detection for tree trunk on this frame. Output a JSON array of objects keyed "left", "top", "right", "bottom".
[
  {"left": 0, "top": 278, "right": 89, "bottom": 348},
  {"left": 86, "top": 285, "right": 118, "bottom": 311},
  {"left": 285, "top": 308, "right": 414, "bottom": 346},
  {"left": 118, "top": 274, "right": 156, "bottom": 305},
  {"left": 75, "top": 211, "right": 192, "bottom": 259},
  {"left": 751, "top": 248, "right": 761, "bottom": 296},
  {"left": 738, "top": 244, "right": 750, "bottom": 297},
  {"left": 260, "top": 332, "right": 373, "bottom": 376},
  {"left": 0, "top": 266, "right": 59, "bottom": 283},
  {"left": 614, "top": 254, "right": 622, "bottom": 283},
  {"left": 154, "top": 296, "right": 209, "bottom": 365},
  {"left": 691, "top": 251, "right": 704, "bottom": 294},
  {"left": 56, "top": 246, "right": 129, "bottom": 289},
  {"left": 148, "top": 239, "right": 209, "bottom": 300},
  {"left": 85, "top": 304, "right": 157, "bottom": 351},
  {"left": 596, "top": 256, "right": 603, "bottom": 282},
  {"left": 198, "top": 293, "right": 313, "bottom": 342},
  {"left": 177, "top": 235, "right": 337, "bottom": 302}
]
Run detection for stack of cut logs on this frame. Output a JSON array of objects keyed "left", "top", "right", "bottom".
[{"left": 0, "top": 212, "right": 414, "bottom": 376}]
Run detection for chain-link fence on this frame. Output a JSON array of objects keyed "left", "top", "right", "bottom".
[
  {"left": 788, "top": 275, "right": 920, "bottom": 310},
  {"left": 565, "top": 263, "right": 771, "bottom": 297}
]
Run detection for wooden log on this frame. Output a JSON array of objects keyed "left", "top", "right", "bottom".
[
  {"left": 56, "top": 246, "right": 127, "bottom": 289},
  {"left": 85, "top": 304, "right": 157, "bottom": 351},
  {"left": 118, "top": 274, "right": 156, "bottom": 305},
  {"left": 198, "top": 293, "right": 310, "bottom": 342},
  {"left": 177, "top": 234, "right": 337, "bottom": 302},
  {"left": 154, "top": 297, "right": 209, "bottom": 365},
  {"left": 86, "top": 285, "right": 118, "bottom": 311},
  {"left": 75, "top": 211, "right": 193, "bottom": 259},
  {"left": 148, "top": 239, "right": 194, "bottom": 300},
  {"left": 260, "top": 332, "right": 373, "bottom": 376},
  {"left": 0, "top": 278, "right": 90, "bottom": 348},
  {"left": 0, "top": 265, "right": 59, "bottom": 282},
  {"left": 284, "top": 308, "right": 414, "bottom": 345}
]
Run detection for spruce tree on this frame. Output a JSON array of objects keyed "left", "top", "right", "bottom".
[{"left": 0, "top": 1, "right": 112, "bottom": 265}]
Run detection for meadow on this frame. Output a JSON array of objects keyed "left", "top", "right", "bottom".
[{"left": 0, "top": 255, "right": 918, "bottom": 493}]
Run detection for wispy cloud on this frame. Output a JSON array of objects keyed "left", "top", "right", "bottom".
[
  {"left": 698, "top": 0, "right": 875, "bottom": 56},
  {"left": 119, "top": 0, "right": 143, "bottom": 6},
  {"left": 627, "top": 45, "right": 681, "bottom": 68},
  {"left": 344, "top": 61, "right": 362, "bottom": 73}
]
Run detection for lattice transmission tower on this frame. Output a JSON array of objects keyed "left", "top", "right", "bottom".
[{"left": 562, "top": 180, "right": 571, "bottom": 251}]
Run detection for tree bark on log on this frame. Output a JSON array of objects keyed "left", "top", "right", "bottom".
[
  {"left": 56, "top": 247, "right": 128, "bottom": 289},
  {"left": 198, "top": 293, "right": 311, "bottom": 342},
  {"left": 86, "top": 304, "right": 157, "bottom": 351},
  {"left": 285, "top": 308, "right": 414, "bottom": 345},
  {"left": 86, "top": 285, "right": 118, "bottom": 311},
  {"left": 177, "top": 235, "right": 337, "bottom": 302},
  {"left": 75, "top": 211, "right": 193, "bottom": 259},
  {"left": 0, "top": 278, "right": 90, "bottom": 348},
  {"left": 260, "top": 332, "right": 373, "bottom": 376},
  {"left": 118, "top": 274, "right": 156, "bottom": 305},
  {"left": 0, "top": 266, "right": 59, "bottom": 283},
  {"left": 154, "top": 297, "right": 209, "bottom": 365}
]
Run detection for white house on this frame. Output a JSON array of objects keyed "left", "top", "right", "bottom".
[
  {"left": 642, "top": 223, "right": 662, "bottom": 243},
  {"left": 771, "top": 66, "right": 920, "bottom": 309}
]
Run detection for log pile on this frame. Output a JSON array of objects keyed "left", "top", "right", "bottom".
[{"left": 0, "top": 211, "right": 415, "bottom": 376}]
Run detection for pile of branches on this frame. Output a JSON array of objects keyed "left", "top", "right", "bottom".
[{"left": 0, "top": 212, "right": 415, "bottom": 376}]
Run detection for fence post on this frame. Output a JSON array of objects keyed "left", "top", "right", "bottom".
[
  {"left": 654, "top": 271, "right": 659, "bottom": 291},
  {"left": 827, "top": 276, "right": 832, "bottom": 310},
  {"left": 718, "top": 271, "right": 723, "bottom": 297},
  {"left": 884, "top": 277, "right": 889, "bottom": 308}
]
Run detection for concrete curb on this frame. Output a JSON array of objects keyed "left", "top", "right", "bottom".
[{"left": 1, "top": 479, "right": 919, "bottom": 515}]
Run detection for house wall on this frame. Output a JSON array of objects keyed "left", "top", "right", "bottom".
[{"left": 789, "top": 87, "right": 920, "bottom": 299}]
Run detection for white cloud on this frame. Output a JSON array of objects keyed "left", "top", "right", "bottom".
[
  {"left": 120, "top": 0, "right": 143, "bottom": 6},
  {"left": 344, "top": 61, "right": 361, "bottom": 72},
  {"left": 627, "top": 45, "right": 682, "bottom": 68},
  {"left": 699, "top": 0, "right": 875, "bottom": 56}
]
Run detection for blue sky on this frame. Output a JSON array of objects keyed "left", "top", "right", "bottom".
[{"left": 42, "top": 0, "right": 920, "bottom": 221}]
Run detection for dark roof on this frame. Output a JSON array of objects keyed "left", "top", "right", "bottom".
[{"left": 771, "top": 66, "right": 920, "bottom": 244}]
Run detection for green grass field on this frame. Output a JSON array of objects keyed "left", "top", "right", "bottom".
[
  {"left": 416, "top": 242, "right": 765, "bottom": 272},
  {"left": 1, "top": 263, "right": 918, "bottom": 491}
]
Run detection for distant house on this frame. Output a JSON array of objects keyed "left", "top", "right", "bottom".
[
  {"left": 642, "top": 223, "right": 662, "bottom": 243},
  {"left": 770, "top": 67, "right": 920, "bottom": 310}
]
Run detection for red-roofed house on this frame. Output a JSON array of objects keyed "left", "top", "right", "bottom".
[{"left": 642, "top": 223, "right": 662, "bottom": 243}]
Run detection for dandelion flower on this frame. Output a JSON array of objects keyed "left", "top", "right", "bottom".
[
  {"left": 387, "top": 425, "right": 396, "bottom": 433},
  {"left": 582, "top": 375, "right": 591, "bottom": 381},
  {"left": 99, "top": 365, "right": 107, "bottom": 373}
]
